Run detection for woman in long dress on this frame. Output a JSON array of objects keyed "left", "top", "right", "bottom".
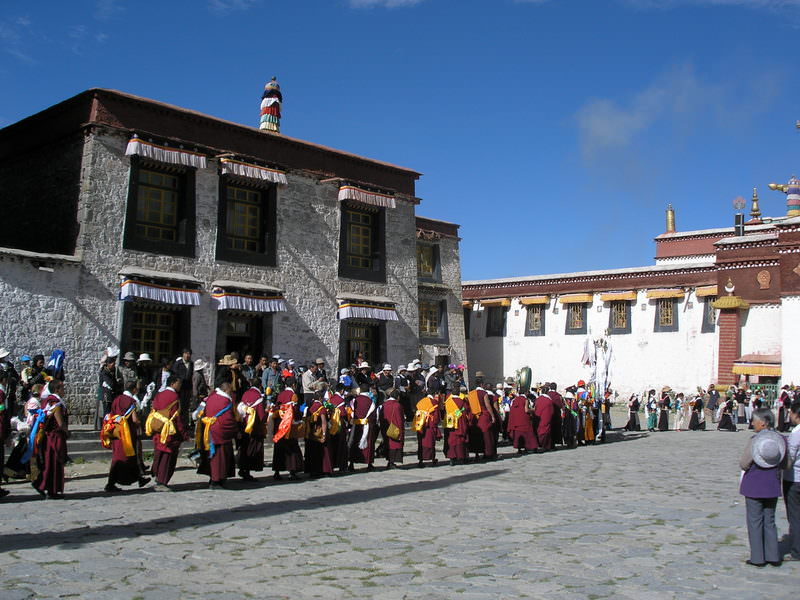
[
  {"left": 645, "top": 390, "right": 657, "bottom": 432},
  {"left": 623, "top": 394, "right": 640, "bottom": 431},
  {"left": 717, "top": 397, "right": 738, "bottom": 432},
  {"left": 674, "top": 393, "right": 688, "bottom": 432},
  {"left": 657, "top": 391, "right": 671, "bottom": 431},
  {"left": 688, "top": 395, "right": 705, "bottom": 431}
]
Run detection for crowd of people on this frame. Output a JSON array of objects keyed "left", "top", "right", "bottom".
[{"left": 1, "top": 346, "right": 799, "bottom": 569}]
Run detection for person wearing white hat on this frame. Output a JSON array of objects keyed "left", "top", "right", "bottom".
[
  {"left": 394, "top": 365, "right": 413, "bottom": 420},
  {"left": 377, "top": 364, "right": 393, "bottom": 396},
  {"left": 739, "top": 408, "right": 788, "bottom": 567},
  {"left": 191, "top": 359, "right": 210, "bottom": 410}
]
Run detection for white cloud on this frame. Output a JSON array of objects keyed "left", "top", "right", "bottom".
[
  {"left": 95, "top": 0, "right": 125, "bottom": 20},
  {"left": 208, "top": 0, "right": 259, "bottom": 14},
  {"left": 349, "top": 0, "right": 427, "bottom": 7},
  {"left": 574, "top": 63, "right": 782, "bottom": 163}
]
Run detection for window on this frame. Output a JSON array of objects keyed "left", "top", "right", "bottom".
[
  {"left": 608, "top": 301, "right": 631, "bottom": 334},
  {"left": 565, "top": 303, "right": 587, "bottom": 335},
  {"left": 216, "top": 180, "right": 277, "bottom": 265},
  {"left": 340, "top": 322, "right": 382, "bottom": 368},
  {"left": 339, "top": 204, "right": 385, "bottom": 282},
  {"left": 419, "top": 299, "right": 450, "bottom": 343},
  {"left": 524, "top": 305, "right": 545, "bottom": 336},
  {"left": 701, "top": 297, "right": 717, "bottom": 333},
  {"left": 215, "top": 312, "right": 269, "bottom": 360},
  {"left": 417, "top": 243, "right": 441, "bottom": 282},
  {"left": 121, "top": 304, "right": 190, "bottom": 365},
  {"left": 464, "top": 307, "right": 471, "bottom": 339},
  {"left": 654, "top": 298, "right": 679, "bottom": 332},
  {"left": 124, "top": 159, "right": 195, "bottom": 256},
  {"left": 485, "top": 306, "right": 507, "bottom": 337}
]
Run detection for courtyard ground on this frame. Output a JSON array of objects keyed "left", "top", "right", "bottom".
[{"left": 0, "top": 424, "right": 796, "bottom": 599}]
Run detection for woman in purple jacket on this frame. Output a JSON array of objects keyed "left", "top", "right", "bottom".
[{"left": 739, "top": 408, "right": 787, "bottom": 567}]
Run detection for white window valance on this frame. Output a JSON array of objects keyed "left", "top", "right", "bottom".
[
  {"left": 119, "top": 278, "right": 201, "bottom": 306},
  {"left": 220, "top": 158, "right": 287, "bottom": 186},
  {"left": 125, "top": 135, "right": 207, "bottom": 169},
  {"left": 337, "top": 297, "right": 398, "bottom": 321},
  {"left": 211, "top": 287, "right": 286, "bottom": 313},
  {"left": 338, "top": 185, "right": 396, "bottom": 209}
]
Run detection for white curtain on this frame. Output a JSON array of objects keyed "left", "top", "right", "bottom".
[
  {"left": 120, "top": 279, "right": 200, "bottom": 306},
  {"left": 220, "top": 158, "right": 287, "bottom": 186},
  {"left": 337, "top": 301, "right": 398, "bottom": 321},
  {"left": 212, "top": 291, "right": 286, "bottom": 313},
  {"left": 338, "top": 185, "right": 396, "bottom": 209},
  {"left": 125, "top": 135, "right": 207, "bottom": 169}
]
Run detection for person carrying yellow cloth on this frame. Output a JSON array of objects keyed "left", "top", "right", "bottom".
[{"left": 104, "top": 380, "right": 151, "bottom": 492}]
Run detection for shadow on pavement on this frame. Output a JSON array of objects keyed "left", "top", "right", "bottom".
[{"left": 0, "top": 468, "right": 507, "bottom": 551}]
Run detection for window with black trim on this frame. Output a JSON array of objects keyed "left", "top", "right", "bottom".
[
  {"left": 419, "top": 299, "right": 449, "bottom": 343},
  {"left": 608, "top": 301, "right": 631, "bottom": 334},
  {"left": 701, "top": 297, "right": 716, "bottom": 333},
  {"left": 216, "top": 178, "right": 277, "bottom": 266},
  {"left": 485, "top": 306, "right": 507, "bottom": 337},
  {"left": 464, "top": 307, "right": 471, "bottom": 339},
  {"left": 121, "top": 303, "right": 190, "bottom": 365},
  {"left": 524, "top": 305, "right": 545, "bottom": 336},
  {"left": 565, "top": 303, "right": 587, "bottom": 335},
  {"left": 124, "top": 158, "right": 195, "bottom": 257},
  {"left": 338, "top": 204, "right": 385, "bottom": 282},
  {"left": 417, "top": 243, "right": 441, "bottom": 282},
  {"left": 654, "top": 298, "right": 679, "bottom": 332}
]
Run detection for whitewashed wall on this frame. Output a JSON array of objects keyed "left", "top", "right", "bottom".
[
  {"left": 781, "top": 296, "right": 800, "bottom": 386},
  {"left": 740, "top": 304, "right": 781, "bottom": 356},
  {"left": 466, "top": 290, "right": 719, "bottom": 397}
]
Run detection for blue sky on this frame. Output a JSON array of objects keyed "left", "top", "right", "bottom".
[{"left": 2, "top": 0, "right": 799, "bottom": 280}]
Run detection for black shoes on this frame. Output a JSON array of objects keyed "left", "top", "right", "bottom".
[{"left": 745, "top": 560, "right": 765, "bottom": 568}]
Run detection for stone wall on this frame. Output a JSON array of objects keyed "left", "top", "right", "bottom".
[{"left": 419, "top": 234, "right": 467, "bottom": 372}]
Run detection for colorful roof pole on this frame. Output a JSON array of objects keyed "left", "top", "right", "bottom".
[{"left": 259, "top": 77, "right": 282, "bottom": 133}]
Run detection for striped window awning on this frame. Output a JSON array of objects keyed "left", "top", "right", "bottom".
[
  {"left": 695, "top": 285, "right": 718, "bottom": 297},
  {"left": 559, "top": 293, "right": 593, "bottom": 304},
  {"left": 519, "top": 295, "right": 550, "bottom": 305},
  {"left": 118, "top": 267, "right": 201, "bottom": 306},
  {"left": 599, "top": 291, "right": 637, "bottom": 302},
  {"left": 220, "top": 158, "right": 287, "bottom": 186},
  {"left": 211, "top": 280, "right": 286, "bottom": 313},
  {"left": 646, "top": 288, "right": 684, "bottom": 299},
  {"left": 338, "top": 185, "right": 396, "bottom": 209},
  {"left": 125, "top": 135, "right": 207, "bottom": 169},
  {"left": 337, "top": 295, "right": 398, "bottom": 321},
  {"left": 480, "top": 298, "right": 511, "bottom": 308}
]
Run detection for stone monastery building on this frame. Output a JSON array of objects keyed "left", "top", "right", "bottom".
[
  {"left": 0, "top": 86, "right": 466, "bottom": 420},
  {"left": 462, "top": 197, "right": 800, "bottom": 399}
]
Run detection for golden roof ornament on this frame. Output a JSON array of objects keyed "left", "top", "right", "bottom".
[
  {"left": 665, "top": 204, "right": 676, "bottom": 233},
  {"left": 750, "top": 187, "right": 761, "bottom": 220}
]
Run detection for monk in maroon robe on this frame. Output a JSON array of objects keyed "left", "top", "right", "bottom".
[
  {"left": 272, "top": 379, "right": 303, "bottom": 480},
  {"left": 150, "top": 376, "right": 186, "bottom": 491},
  {"left": 105, "top": 381, "right": 150, "bottom": 492},
  {"left": 416, "top": 394, "right": 440, "bottom": 467},
  {"left": 547, "top": 385, "right": 564, "bottom": 447},
  {"left": 327, "top": 387, "right": 351, "bottom": 473},
  {"left": 534, "top": 390, "right": 555, "bottom": 451},
  {"left": 349, "top": 391, "right": 377, "bottom": 471},
  {"left": 304, "top": 390, "right": 332, "bottom": 477},
  {"left": 381, "top": 390, "right": 405, "bottom": 469},
  {"left": 508, "top": 393, "right": 538, "bottom": 453},
  {"left": 34, "top": 381, "right": 69, "bottom": 498},
  {"left": 475, "top": 385, "right": 498, "bottom": 460},
  {"left": 202, "top": 383, "right": 238, "bottom": 488},
  {"left": 237, "top": 382, "right": 267, "bottom": 481},
  {"left": 445, "top": 392, "right": 470, "bottom": 465}
]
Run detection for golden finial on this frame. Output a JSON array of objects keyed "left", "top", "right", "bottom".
[
  {"left": 750, "top": 187, "right": 761, "bottom": 220},
  {"left": 665, "top": 204, "right": 676, "bottom": 233}
]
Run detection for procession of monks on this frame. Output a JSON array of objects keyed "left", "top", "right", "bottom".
[{"left": 0, "top": 369, "right": 613, "bottom": 499}]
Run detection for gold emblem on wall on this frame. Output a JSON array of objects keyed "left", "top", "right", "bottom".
[
  {"left": 795, "top": 263, "right": 800, "bottom": 278},
  {"left": 757, "top": 270, "right": 771, "bottom": 290}
]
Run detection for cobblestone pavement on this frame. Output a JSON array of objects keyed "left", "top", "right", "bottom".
[{"left": 0, "top": 426, "right": 796, "bottom": 599}]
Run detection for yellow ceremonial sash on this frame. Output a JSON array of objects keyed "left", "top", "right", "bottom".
[
  {"left": 145, "top": 401, "right": 178, "bottom": 445},
  {"left": 306, "top": 405, "right": 326, "bottom": 442},
  {"left": 444, "top": 396, "right": 464, "bottom": 429},
  {"left": 328, "top": 406, "right": 342, "bottom": 436},
  {"left": 200, "top": 415, "right": 218, "bottom": 451},
  {"left": 243, "top": 406, "right": 257, "bottom": 435}
]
